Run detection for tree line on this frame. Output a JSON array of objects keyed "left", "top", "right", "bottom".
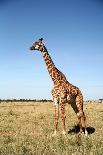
[{"left": 0, "top": 99, "right": 52, "bottom": 103}]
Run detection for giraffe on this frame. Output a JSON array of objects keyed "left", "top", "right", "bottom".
[{"left": 30, "top": 38, "right": 88, "bottom": 136}]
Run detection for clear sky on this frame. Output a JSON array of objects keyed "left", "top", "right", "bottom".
[{"left": 0, "top": 0, "right": 103, "bottom": 100}]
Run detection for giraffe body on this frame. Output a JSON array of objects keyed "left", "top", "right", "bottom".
[{"left": 30, "top": 38, "right": 87, "bottom": 135}]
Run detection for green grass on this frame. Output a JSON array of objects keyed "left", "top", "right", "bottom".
[{"left": 0, "top": 102, "right": 103, "bottom": 155}]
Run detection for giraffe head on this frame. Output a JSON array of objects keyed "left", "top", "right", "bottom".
[{"left": 30, "top": 38, "right": 44, "bottom": 51}]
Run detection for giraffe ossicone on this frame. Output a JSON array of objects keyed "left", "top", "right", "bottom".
[{"left": 30, "top": 38, "right": 88, "bottom": 136}]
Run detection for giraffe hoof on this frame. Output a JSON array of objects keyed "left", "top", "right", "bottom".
[
  {"left": 85, "top": 130, "right": 88, "bottom": 136},
  {"left": 80, "top": 129, "right": 83, "bottom": 133},
  {"left": 52, "top": 130, "right": 57, "bottom": 137},
  {"left": 62, "top": 130, "right": 66, "bottom": 135}
]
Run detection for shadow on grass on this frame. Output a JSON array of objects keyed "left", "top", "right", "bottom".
[{"left": 68, "top": 124, "right": 95, "bottom": 135}]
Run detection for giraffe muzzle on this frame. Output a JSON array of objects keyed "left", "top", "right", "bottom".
[{"left": 30, "top": 47, "right": 34, "bottom": 50}]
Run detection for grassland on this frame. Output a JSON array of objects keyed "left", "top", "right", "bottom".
[{"left": 0, "top": 101, "right": 103, "bottom": 155}]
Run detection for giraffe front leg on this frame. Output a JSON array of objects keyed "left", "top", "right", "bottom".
[
  {"left": 61, "top": 103, "right": 66, "bottom": 135},
  {"left": 60, "top": 95, "right": 66, "bottom": 135},
  {"left": 53, "top": 98, "right": 59, "bottom": 136}
]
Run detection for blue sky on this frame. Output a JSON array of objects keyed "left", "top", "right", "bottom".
[{"left": 0, "top": 0, "right": 103, "bottom": 100}]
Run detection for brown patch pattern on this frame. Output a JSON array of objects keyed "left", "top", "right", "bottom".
[{"left": 30, "top": 38, "right": 87, "bottom": 135}]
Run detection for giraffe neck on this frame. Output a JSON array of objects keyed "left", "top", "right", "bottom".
[{"left": 41, "top": 46, "right": 67, "bottom": 84}]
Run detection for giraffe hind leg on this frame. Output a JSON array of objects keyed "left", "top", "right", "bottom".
[
  {"left": 70, "top": 100, "right": 82, "bottom": 132},
  {"left": 71, "top": 95, "right": 88, "bottom": 135},
  {"left": 76, "top": 94, "right": 88, "bottom": 135},
  {"left": 77, "top": 111, "right": 86, "bottom": 132}
]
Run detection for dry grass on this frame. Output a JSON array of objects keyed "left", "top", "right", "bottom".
[{"left": 0, "top": 101, "right": 103, "bottom": 155}]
